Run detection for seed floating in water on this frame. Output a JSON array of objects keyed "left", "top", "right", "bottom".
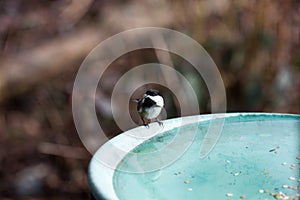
[
  {"left": 187, "top": 188, "right": 192, "bottom": 192},
  {"left": 240, "top": 195, "right": 246, "bottom": 199},
  {"left": 290, "top": 164, "right": 296, "bottom": 170},
  {"left": 292, "top": 186, "right": 298, "bottom": 190},
  {"left": 289, "top": 176, "right": 296, "bottom": 181},
  {"left": 226, "top": 193, "right": 233, "bottom": 197},
  {"left": 270, "top": 192, "right": 276, "bottom": 196},
  {"left": 274, "top": 193, "right": 282, "bottom": 199},
  {"left": 184, "top": 179, "right": 190, "bottom": 184}
]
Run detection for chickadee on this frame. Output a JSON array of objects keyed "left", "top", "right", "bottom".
[{"left": 133, "top": 89, "right": 164, "bottom": 127}]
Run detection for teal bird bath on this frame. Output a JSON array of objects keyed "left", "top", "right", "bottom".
[{"left": 88, "top": 113, "right": 300, "bottom": 200}]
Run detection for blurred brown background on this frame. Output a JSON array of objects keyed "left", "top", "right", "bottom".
[{"left": 0, "top": 0, "right": 299, "bottom": 199}]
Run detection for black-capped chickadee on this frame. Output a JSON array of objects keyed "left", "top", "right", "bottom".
[{"left": 132, "top": 89, "right": 164, "bottom": 127}]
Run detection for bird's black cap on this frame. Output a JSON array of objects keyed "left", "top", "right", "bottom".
[{"left": 145, "top": 89, "right": 160, "bottom": 96}]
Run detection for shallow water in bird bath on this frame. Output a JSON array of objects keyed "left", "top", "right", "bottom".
[{"left": 113, "top": 115, "right": 299, "bottom": 200}]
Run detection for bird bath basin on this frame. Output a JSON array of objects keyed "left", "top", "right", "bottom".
[{"left": 88, "top": 113, "right": 300, "bottom": 200}]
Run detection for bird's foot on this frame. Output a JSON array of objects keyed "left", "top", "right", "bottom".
[
  {"left": 156, "top": 118, "right": 164, "bottom": 127},
  {"left": 141, "top": 117, "right": 149, "bottom": 128}
]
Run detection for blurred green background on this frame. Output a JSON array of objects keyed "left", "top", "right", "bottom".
[{"left": 0, "top": 0, "right": 299, "bottom": 199}]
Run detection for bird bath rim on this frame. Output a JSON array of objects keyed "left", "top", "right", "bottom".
[{"left": 88, "top": 112, "right": 300, "bottom": 200}]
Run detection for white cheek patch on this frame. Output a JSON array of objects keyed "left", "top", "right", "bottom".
[{"left": 147, "top": 95, "right": 164, "bottom": 107}]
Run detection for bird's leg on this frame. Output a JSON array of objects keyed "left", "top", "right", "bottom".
[
  {"left": 141, "top": 117, "right": 149, "bottom": 128},
  {"left": 155, "top": 118, "right": 163, "bottom": 127}
]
